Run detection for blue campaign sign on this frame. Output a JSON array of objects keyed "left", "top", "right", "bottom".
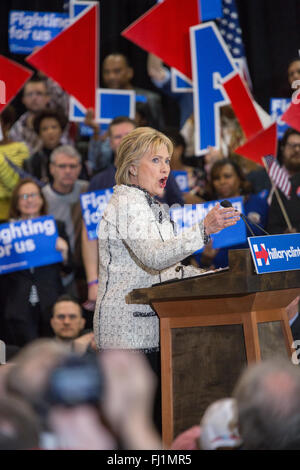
[
  {"left": 170, "top": 196, "right": 246, "bottom": 252},
  {"left": 9, "top": 10, "right": 69, "bottom": 55},
  {"left": 69, "top": 1, "right": 93, "bottom": 19},
  {"left": 198, "top": 0, "right": 223, "bottom": 21},
  {"left": 69, "top": 96, "right": 87, "bottom": 122},
  {"left": 96, "top": 89, "right": 136, "bottom": 123},
  {"left": 70, "top": 90, "right": 136, "bottom": 124},
  {"left": 0, "top": 216, "right": 63, "bottom": 275},
  {"left": 172, "top": 170, "right": 189, "bottom": 192},
  {"left": 190, "top": 22, "right": 236, "bottom": 155},
  {"left": 80, "top": 188, "right": 114, "bottom": 240},
  {"left": 270, "top": 98, "right": 291, "bottom": 139},
  {"left": 248, "top": 233, "right": 300, "bottom": 275},
  {"left": 171, "top": 68, "right": 193, "bottom": 93}
]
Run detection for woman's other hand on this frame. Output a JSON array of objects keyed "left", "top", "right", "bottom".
[{"left": 56, "top": 236, "right": 69, "bottom": 262}]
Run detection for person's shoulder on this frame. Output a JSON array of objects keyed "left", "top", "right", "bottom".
[
  {"left": 247, "top": 167, "right": 267, "bottom": 178},
  {"left": 76, "top": 179, "right": 89, "bottom": 192},
  {"left": 88, "top": 165, "right": 115, "bottom": 191},
  {"left": 41, "top": 182, "right": 51, "bottom": 192},
  {"left": 110, "top": 185, "right": 148, "bottom": 207},
  {"left": 10, "top": 111, "right": 28, "bottom": 128},
  {"left": 7, "top": 141, "right": 29, "bottom": 154},
  {"left": 291, "top": 172, "right": 300, "bottom": 184}
]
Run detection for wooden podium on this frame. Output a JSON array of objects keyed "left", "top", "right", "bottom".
[{"left": 127, "top": 249, "right": 300, "bottom": 446}]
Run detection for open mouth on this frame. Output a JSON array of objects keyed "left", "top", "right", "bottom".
[{"left": 159, "top": 177, "right": 167, "bottom": 188}]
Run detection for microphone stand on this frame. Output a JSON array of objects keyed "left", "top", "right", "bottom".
[{"left": 220, "top": 199, "right": 269, "bottom": 236}]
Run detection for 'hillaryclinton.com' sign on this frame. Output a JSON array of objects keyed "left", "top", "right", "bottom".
[{"left": 248, "top": 233, "right": 300, "bottom": 274}]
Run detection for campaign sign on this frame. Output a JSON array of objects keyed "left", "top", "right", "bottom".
[
  {"left": 248, "top": 233, "right": 300, "bottom": 275},
  {"left": 0, "top": 216, "right": 62, "bottom": 275},
  {"left": 69, "top": 1, "right": 93, "bottom": 19},
  {"left": 70, "top": 90, "right": 136, "bottom": 124},
  {"left": 96, "top": 89, "right": 136, "bottom": 124},
  {"left": 190, "top": 22, "right": 235, "bottom": 155},
  {"left": 170, "top": 196, "right": 246, "bottom": 252},
  {"left": 172, "top": 170, "right": 189, "bottom": 192},
  {"left": 270, "top": 98, "right": 290, "bottom": 139},
  {"left": 171, "top": 68, "right": 193, "bottom": 93},
  {"left": 80, "top": 188, "right": 114, "bottom": 240},
  {"left": 9, "top": 11, "right": 69, "bottom": 55}
]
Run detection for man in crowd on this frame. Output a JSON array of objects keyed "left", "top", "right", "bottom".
[
  {"left": 102, "top": 53, "right": 164, "bottom": 131},
  {"left": 42, "top": 145, "right": 88, "bottom": 298},
  {"left": 50, "top": 295, "right": 96, "bottom": 354},
  {"left": 9, "top": 77, "right": 71, "bottom": 155},
  {"left": 266, "top": 127, "right": 300, "bottom": 234},
  {"left": 50, "top": 295, "right": 86, "bottom": 345}
]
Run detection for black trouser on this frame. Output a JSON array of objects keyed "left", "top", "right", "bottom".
[
  {"left": 144, "top": 349, "right": 162, "bottom": 436},
  {"left": 5, "top": 303, "right": 53, "bottom": 348}
]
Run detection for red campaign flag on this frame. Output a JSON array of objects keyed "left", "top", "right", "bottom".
[
  {"left": 122, "top": 0, "right": 200, "bottom": 80},
  {"left": 281, "top": 101, "right": 300, "bottom": 133},
  {"left": 234, "top": 122, "right": 278, "bottom": 165},
  {"left": 0, "top": 55, "right": 33, "bottom": 113},
  {"left": 222, "top": 72, "right": 263, "bottom": 139},
  {"left": 26, "top": 4, "right": 99, "bottom": 110},
  {"left": 262, "top": 155, "right": 291, "bottom": 199}
]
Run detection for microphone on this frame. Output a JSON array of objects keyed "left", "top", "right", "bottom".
[{"left": 220, "top": 200, "right": 269, "bottom": 236}]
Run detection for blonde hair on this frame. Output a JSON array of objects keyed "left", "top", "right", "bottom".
[{"left": 115, "top": 127, "right": 173, "bottom": 185}]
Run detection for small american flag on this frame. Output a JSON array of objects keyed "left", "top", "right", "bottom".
[
  {"left": 216, "top": 0, "right": 252, "bottom": 88},
  {"left": 262, "top": 155, "right": 291, "bottom": 199}
]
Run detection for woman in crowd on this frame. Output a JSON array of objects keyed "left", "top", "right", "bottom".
[
  {"left": 196, "top": 159, "right": 268, "bottom": 269},
  {"left": 2, "top": 178, "right": 71, "bottom": 347},
  {"left": 24, "top": 109, "right": 67, "bottom": 184},
  {"left": 93, "top": 128, "right": 239, "bottom": 364}
]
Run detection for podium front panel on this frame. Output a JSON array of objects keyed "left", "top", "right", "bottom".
[{"left": 171, "top": 324, "right": 247, "bottom": 439}]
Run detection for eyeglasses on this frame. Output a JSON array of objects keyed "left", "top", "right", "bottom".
[
  {"left": 285, "top": 142, "right": 300, "bottom": 150},
  {"left": 24, "top": 91, "right": 48, "bottom": 97},
  {"left": 55, "top": 314, "right": 79, "bottom": 321},
  {"left": 18, "top": 192, "right": 40, "bottom": 200},
  {"left": 53, "top": 164, "right": 80, "bottom": 170}
]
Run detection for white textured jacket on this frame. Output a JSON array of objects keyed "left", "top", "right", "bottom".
[{"left": 94, "top": 185, "right": 208, "bottom": 351}]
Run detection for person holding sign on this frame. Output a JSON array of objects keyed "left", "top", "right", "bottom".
[
  {"left": 2, "top": 178, "right": 71, "bottom": 347},
  {"left": 266, "top": 128, "right": 300, "bottom": 235},
  {"left": 94, "top": 127, "right": 239, "bottom": 367}
]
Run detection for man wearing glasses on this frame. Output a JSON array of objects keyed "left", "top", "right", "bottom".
[
  {"left": 42, "top": 145, "right": 88, "bottom": 298},
  {"left": 50, "top": 294, "right": 96, "bottom": 352}
]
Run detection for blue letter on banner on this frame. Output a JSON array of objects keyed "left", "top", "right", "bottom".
[
  {"left": 190, "top": 22, "right": 236, "bottom": 155},
  {"left": 198, "top": 0, "right": 222, "bottom": 21}
]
